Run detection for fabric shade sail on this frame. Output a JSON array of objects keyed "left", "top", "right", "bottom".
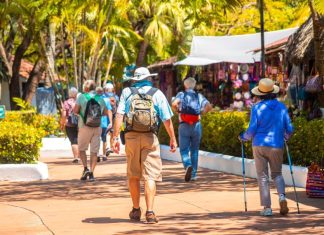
[{"left": 175, "top": 28, "right": 297, "bottom": 66}]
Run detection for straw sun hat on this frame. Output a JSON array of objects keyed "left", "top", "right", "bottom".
[{"left": 251, "top": 78, "right": 279, "bottom": 96}]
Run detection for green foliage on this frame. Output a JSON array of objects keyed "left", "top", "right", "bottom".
[
  {"left": 32, "top": 114, "right": 60, "bottom": 137},
  {"left": 158, "top": 111, "right": 324, "bottom": 166},
  {"left": 4, "top": 111, "right": 60, "bottom": 137},
  {"left": 288, "top": 117, "right": 324, "bottom": 166},
  {"left": 0, "top": 121, "right": 44, "bottom": 164},
  {"left": 12, "top": 97, "right": 36, "bottom": 111},
  {"left": 4, "top": 110, "right": 36, "bottom": 125},
  {"left": 200, "top": 111, "right": 251, "bottom": 157}
]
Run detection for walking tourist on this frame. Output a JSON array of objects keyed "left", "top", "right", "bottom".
[
  {"left": 103, "top": 83, "right": 119, "bottom": 155},
  {"left": 239, "top": 78, "right": 294, "bottom": 216},
  {"left": 96, "top": 86, "right": 113, "bottom": 162},
  {"left": 112, "top": 67, "right": 177, "bottom": 224},
  {"left": 60, "top": 87, "right": 80, "bottom": 163},
  {"left": 74, "top": 80, "right": 112, "bottom": 181},
  {"left": 172, "top": 77, "right": 212, "bottom": 182}
]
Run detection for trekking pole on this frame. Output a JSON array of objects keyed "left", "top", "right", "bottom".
[
  {"left": 284, "top": 141, "right": 301, "bottom": 214},
  {"left": 241, "top": 142, "right": 247, "bottom": 212}
]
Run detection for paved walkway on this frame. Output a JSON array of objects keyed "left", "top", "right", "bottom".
[{"left": 0, "top": 151, "right": 323, "bottom": 235}]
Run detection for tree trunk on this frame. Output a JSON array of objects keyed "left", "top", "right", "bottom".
[
  {"left": 60, "top": 22, "right": 70, "bottom": 89},
  {"left": 9, "top": 20, "right": 34, "bottom": 110},
  {"left": 136, "top": 39, "right": 149, "bottom": 66},
  {"left": 103, "top": 41, "right": 116, "bottom": 86},
  {"left": 0, "top": 41, "right": 12, "bottom": 77},
  {"left": 23, "top": 59, "right": 44, "bottom": 103},
  {"left": 87, "top": 34, "right": 103, "bottom": 80},
  {"left": 72, "top": 32, "right": 79, "bottom": 88}
]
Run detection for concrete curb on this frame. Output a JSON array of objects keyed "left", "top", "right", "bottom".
[
  {"left": 0, "top": 162, "right": 48, "bottom": 181},
  {"left": 160, "top": 145, "right": 308, "bottom": 188}
]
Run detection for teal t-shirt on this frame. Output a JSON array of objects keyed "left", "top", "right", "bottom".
[{"left": 76, "top": 91, "right": 106, "bottom": 128}]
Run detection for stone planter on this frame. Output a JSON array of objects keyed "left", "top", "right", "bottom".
[{"left": 0, "top": 162, "right": 48, "bottom": 181}]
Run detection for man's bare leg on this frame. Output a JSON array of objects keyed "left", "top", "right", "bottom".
[
  {"left": 129, "top": 177, "right": 141, "bottom": 208},
  {"left": 144, "top": 179, "right": 156, "bottom": 211}
]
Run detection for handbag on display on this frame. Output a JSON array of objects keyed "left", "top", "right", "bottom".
[
  {"left": 305, "top": 75, "right": 322, "bottom": 93},
  {"left": 218, "top": 69, "right": 225, "bottom": 80},
  {"left": 306, "top": 163, "right": 324, "bottom": 198}
]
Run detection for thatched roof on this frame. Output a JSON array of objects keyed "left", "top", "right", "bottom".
[{"left": 286, "top": 17, "right": 314, "bottom": 64}]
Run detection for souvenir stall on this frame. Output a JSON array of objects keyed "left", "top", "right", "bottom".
[
  {"left": 175, "top": 28, "right": 297, "bottom": 110},
  {"left": 148, "top": 57, "right": 178, "bottom": 103},
  {"left": 187, "top": 62, "right": 257, "bottom": 110},
  {"left": 253, "top": 37, "right": 290, "bottom": 87},
  {"left": 286, "top": 17, "right": 324, "bottom": 119}
]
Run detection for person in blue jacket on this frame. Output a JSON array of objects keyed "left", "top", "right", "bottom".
[{"left": 239, "top": 78, "right": 294, "bottom": 217}]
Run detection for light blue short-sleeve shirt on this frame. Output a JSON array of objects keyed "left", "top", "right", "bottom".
[
  {"left": 100, "top": 96, "right": 112, "bottom": 128},
  {"left": 117, "top": 85, "right": 173, "bottom": 122}
]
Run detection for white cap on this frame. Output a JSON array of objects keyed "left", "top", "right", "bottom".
[{"left": 104, "top": 83, "right": 114, "bottom": 89}]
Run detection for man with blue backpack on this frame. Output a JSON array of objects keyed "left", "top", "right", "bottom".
[{"left": 172, "top": 77, "right": 212, "bottom": 182}]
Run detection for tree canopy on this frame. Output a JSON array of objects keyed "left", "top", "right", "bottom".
[{"left": 0, "top": 0, "right": 323, "bottom": 108}]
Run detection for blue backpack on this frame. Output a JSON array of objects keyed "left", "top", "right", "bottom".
[{"left": 180, "top": 91, "right": 200, "bottom": 115}]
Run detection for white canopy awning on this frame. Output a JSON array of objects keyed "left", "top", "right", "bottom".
[{"left": 175, "top": 28, "right": 297, "bottom": 66}]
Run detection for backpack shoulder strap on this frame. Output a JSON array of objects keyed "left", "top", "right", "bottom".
[
  {"left": 146, "top": 87, "right": 158, "bottom": 97},
  {"left": 129, "top": 87, "right": 139, "bottom": 95},
  {"left": 84, "top": 93, "right": 91, "bottom": 101}
]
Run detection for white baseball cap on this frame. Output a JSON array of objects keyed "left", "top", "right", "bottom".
[
  {"left": 104, "top": 83, "right": 114, "bottom": 89},
  {"left": 131, "top": 67, "right": 157, "bottom": 81}
]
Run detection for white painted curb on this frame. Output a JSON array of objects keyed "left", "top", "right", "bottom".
[
  {"left": 160, "top": 145, "right": 308, "bottom": 188},
  {"left": 0, "top": 162, "right": 48, "bottom": 181}
]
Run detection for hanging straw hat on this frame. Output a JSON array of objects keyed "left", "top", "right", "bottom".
[{"left": 251, "top": 78, "right": 279, "bottom": 96}]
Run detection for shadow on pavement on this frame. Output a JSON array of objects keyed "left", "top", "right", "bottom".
[
  {"left": 0, "top": 157, "right": 258, "bottom": 202},
  {"left": 285, "top": 190, "right": 324, "bottom": 210},
  {"left": 82, "top": 217, "right": 130, "bottom": 224},
  {"left": 113, "top": 211, "right": 324, "bottom": 235}
]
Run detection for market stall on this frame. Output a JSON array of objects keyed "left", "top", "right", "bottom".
[{"left": 175, "top": 28, "right": 297, "bottom": 109}]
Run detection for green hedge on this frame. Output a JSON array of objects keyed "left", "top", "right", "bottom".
[
  {"left": 0, "top": 122, "right": 44, "bottom": 164},
  {"left": 0, "top": 111, "right": 60, "bottom": 164},
  {"left": 158, "top": 111, "right": 324, "bottom": 167},
  {"left": 4, "top": 111, "right": 60, "bottom": 137}
]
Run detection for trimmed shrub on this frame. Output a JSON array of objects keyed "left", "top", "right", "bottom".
[
  {"left": 158, "top": 111, "right": 324, "bottom": 167},
  {"left": 32, "top": 114, "right": 60, "bottom": 137},
  {"left": 4, "top": 111, "right": 60, "bottom": 137},
  {"left": 288, "top": 117, "right": 324, "bottom": 166},
  {"left": 0, "top": 122, "right": 44, "bottom": 164},
  {"left": 4, "top": 110, "right": 36, "bottom": 125}
]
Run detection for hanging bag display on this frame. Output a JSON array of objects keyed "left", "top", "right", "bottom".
[
  {"left": 306, "top": 162, "right": 324, "bottom": 198},
  {"left": 305, "top": 75, "right": 321, "bottom": 93}
]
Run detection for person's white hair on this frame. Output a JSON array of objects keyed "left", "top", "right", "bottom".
[
  {"left": 184, "top": 77, "right": 196, "bottom": 89},
  {"left": 68, "top": 87, "right": 78, "bottom": 98},
  {"left": 104, "top": 83, "right": 114, "bottom": 92},
  {"left": 96, "top": 86, "right": 103, "bottom": 94}
]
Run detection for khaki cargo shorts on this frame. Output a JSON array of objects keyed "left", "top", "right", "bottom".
[
  {"left": 78, "top": 126, "right": 102, "bottom": 154},
  {"left": 125, "top": 132, "right": 162, "bottom": 181}
]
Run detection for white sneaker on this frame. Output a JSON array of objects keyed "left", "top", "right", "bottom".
[
  {"left": 260, "top": 208, "right": 272, "bottom": 216},
  {"left": 279, "top": 197, "right": 289, "bottom": 215}
]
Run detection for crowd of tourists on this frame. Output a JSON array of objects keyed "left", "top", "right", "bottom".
[{"left": 59, "top": 67, "right": 294, "bottom": 223}]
